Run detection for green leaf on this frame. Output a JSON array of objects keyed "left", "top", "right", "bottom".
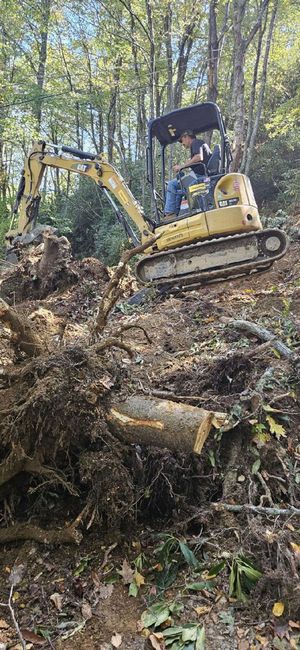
[
  {"left": 141, "top": 602, "right": 170, "bottom": 628},
  {"left": 181, "top": 625, "right": 198, "bottom": 642},
  {"left": 208, "top": 450, "right": 216, "bottom": 467},
  {"left": 207, "top": 560, "right": 226, "bottom": 577},
  {"left": 186, "top": 581, "right": 214, "bottom": 591},
  {"left": 219, "top": 611, "right": 235, "bottom": 626},
  {"left": 169, "top": 601, "right": 184, "bottom": 615},
  {"left": 128, "top": 582, "right": 138, "bottom": 597},
  {"left": 141, "top": 610, "right": 158, "bottom": 628},
  {"left": 154, "top": 607, "right": 171, "bottom": 628},
  {"left": 196, "top": 627, "right": 206, "bottom": 650},
  {"left": 179, "top": 541, "right": 199, "bottom": 569},
  {"left": 251, "top": 458, "right": 261, "bottom": 474},
  {"left": 163, "top": 626, "right": 184, "bottom": 637}
]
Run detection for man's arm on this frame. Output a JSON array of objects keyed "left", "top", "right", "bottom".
[{"left": 173, "top": 148, "right": 203, "bottom": 173}]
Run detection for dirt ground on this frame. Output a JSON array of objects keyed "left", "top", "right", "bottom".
[{"left": 0, "top": 227, "right": 299, "bottom": 650}]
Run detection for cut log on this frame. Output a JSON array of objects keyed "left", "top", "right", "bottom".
[{"left": 107, "top": 395, "right": 227, "bottom": 455}]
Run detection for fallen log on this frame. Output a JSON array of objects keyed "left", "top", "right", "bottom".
[
  {"left": 221, "top": 317, "right": 294, "bottom": 359},
  {"left": 107, "top": 395, "right": 227, "bottom": 455}
]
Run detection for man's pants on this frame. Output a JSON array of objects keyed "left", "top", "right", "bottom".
[
  {"left": 165, "top": 174, "right": 207, "bottom": 215},
  {"left": 164, "top": 178, "right": 185, "bottom": 215}
]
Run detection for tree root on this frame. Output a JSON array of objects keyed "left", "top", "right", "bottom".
[
  {"left": 92, "top": 236, "right": 159, "bottom": 336},
  {"left": 0, "top": 522, "right": 83, "bottom": 545},
  {"left": 0, "top": 298, "right": 44, "bottom": 357},
  {"left": 212, "top": 502, "right": 300, "bottom": 517},
  {"left": 0, "top": 502, "right": 92, "bottom": 545},
  {"left": 92, "top": 337, "right": 135, "bottom": 358},
  {"left": 0, "top": 451, "right": 78, "bottom": 496},
  {"left": 110, "top": 323, "right": 152, "bottom": 344}
]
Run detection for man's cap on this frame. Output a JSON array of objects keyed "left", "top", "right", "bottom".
[{"left": 179, "top": 130, "right": 195, "bottom": 141}]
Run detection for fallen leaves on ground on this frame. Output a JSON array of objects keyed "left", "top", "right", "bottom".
[
  {"left": 111, "top": 632, "right": 123, "bottom": 647},
  {"left": 49, "top": 592, "right": 63, "bottom": 610},
  {"left": 272, "top": 601, "right": 285, "bottom": 617}
]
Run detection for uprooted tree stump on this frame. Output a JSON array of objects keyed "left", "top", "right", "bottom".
[{"left": 0, "top": 234, "right": 230, "bottom": 544}]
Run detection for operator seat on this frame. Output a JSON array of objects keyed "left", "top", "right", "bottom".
[{"left": 207, "top": 144, "right": 221, "bottom": 176}]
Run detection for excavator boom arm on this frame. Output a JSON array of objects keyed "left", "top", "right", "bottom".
[{"left": 6, "top": 142, "right": 153, "bottom": 248}]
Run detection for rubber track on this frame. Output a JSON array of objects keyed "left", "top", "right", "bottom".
[{"left": 136, "top": 228, "right": 288, "bottom": 289}]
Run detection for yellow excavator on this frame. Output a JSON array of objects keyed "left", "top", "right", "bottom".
[{"left": 6, "top": 102, "right": 287, "bottom": 289}]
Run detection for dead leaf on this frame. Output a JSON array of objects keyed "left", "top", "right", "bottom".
[
  {"left": 50, "top": 592, "right": 63, "bottom": 610},
  {"left": 264, "top": 528, "right": 278, "bottom": 543},
  {"left": 255, "top": 635, "right": 268, "bottom": 646},
  {"left": 194, "top": 605, "right": 211, "bottom": 616},
  {"left": 273, "top": 601, "right": 285, "bottom": 617},
  {"left": 9, "top": 564, "right": 25, "bottom": 587},
  {"left": 289, "top": 620, "right": 300, "bottom": 629},
  {"left": 20, "top": 629, "right": 46, "bottom": 645},
  {"left": 290, "top": 542, "right": 300, "bottom": 556},
  {"left": 98, "top": 584, "right": 114, "bottom": 599},
  {"left": 266, "top": 415, "right": 286, "bottom": 439},
  {"left": 119, "top": 559, "right": 134, "bottom": 585},
  {"left": 100, "top": 374, "right": 115, "bottom": 389},
  {"left": 237, "top": 640, "right": 250, "bottom": 650},
  {"left": 12, "top": 591, "right": 21, "bottom": 603},
  {"left": 236, "top": 627, "right": 245, "bottom": 639},
  {"left": 134, "top": 571, "right": 145, "bottom": 587},
  {"left": 81, "top": 601, "right": 93, "bottom": 620},
  {"left": 111, "top": 633, "right": 122, "bottom": 647},
  {"left": 0, "top": 619, "right": 9, "bottom": 629},
  {"left": 148, "top": 632, "right": 164, "bottom": 649}
]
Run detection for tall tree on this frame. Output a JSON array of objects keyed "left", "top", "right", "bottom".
[{"left": 231, "top": 0, "right": 269, "bottom": 171}]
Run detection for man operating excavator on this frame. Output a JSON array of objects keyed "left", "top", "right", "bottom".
[{"left": 164, "top": 130, "right": 211, "bottom": 218}]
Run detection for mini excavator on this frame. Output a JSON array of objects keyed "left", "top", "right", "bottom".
[{"left": 6, "top": 102, "right": 287, "bottom": 289}]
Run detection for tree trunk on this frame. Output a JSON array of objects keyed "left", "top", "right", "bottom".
[
  {"left": 240, "top": 21, "right": 265, "bottom": 172},
  {"left": 231, "top": 0, "right": 269, "bottom": 171},
  {"left": 207, "top": 0, "right": 219, "bottom": 105},
  {"left": 244, "top": 1, "right": 278, "bottom": 175},
  {"left": 34, "top": 0, "right": 51, "bottom": 129},
  {"left": 107, "top": 57, "right": 122, "bottom": 162},
  {"left": 174, "top": 21, "right": 196, "bottom": 109}
]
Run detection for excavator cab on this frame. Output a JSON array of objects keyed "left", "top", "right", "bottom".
[{"left": 146, "top": 101, "right": 232, "bottom": 223}]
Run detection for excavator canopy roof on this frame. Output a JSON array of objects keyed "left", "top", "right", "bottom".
[{"left": 149, "top": 102, "right": 223, "bottom": 146}]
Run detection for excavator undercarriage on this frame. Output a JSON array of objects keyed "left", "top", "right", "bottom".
[{"left": 136, "top": 228, "right": 287, "bottom": 289}]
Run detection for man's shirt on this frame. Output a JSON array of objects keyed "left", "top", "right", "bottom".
[{"left": 190, "top": 138, "right": 211, "bottom": 175}]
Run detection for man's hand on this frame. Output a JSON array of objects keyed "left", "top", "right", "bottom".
[{"left": 173, "top": 164, "right": 182, "bottom": 173}]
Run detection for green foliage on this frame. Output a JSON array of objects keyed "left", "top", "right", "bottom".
[
  {"left": 229, "top": 556, "right": 262, "bottom": 602},
  {"left": 37, "top": 177, "right": 128, "bottom": 265},
  {"left": 0, "top": 199, "right": 10, "bottom": 258},
  {"left": 141, "top": 601, "right": 205, "bottom": 650}
]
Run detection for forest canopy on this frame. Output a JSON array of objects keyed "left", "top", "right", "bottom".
[{"left": 0, "top": 0, "right": 299, "bottom": 262}]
